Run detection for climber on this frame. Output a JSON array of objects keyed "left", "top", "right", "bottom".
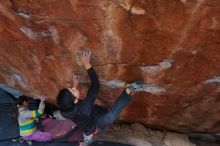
[{"left": 56, "top": 48, "right": 143, "bottom": 146}]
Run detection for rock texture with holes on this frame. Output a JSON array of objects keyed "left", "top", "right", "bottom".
[{"left": 0, "top": 0, "right": 220, "bottom": 133}]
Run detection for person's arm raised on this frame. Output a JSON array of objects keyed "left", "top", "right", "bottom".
[
  {"left": 20, "top": 96, "right": 46, "bottom": 118},
  {"left": 82, "top": 49, "right": 92, "bottom": 70},
  {"left": 79, "top": 49, "right": 100, "bottom": 116}
]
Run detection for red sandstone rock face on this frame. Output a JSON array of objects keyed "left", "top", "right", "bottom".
[{"left": 0, "top": 0, "right": 219, "bottom": 133}]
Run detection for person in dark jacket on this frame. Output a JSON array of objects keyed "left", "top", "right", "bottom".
[{"left": 56, "top": 49, "right": 143, "bottom": 146}]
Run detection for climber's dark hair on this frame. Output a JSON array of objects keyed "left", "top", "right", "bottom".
[
  {"left": 56, "top": 88, "right": 76, "bottom": 112},
  {"left": 12, "top": 95, "right": 31, "bottom": 118},
  {"left": 17, "top": 95, "right": 31, "bottom": 106}
]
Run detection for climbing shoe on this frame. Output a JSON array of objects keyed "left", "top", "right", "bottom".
[
  {"left": 127, "top": 81, "right": 144, "bottom": 91},
  {"left": 80, "top": 133, "right": 93, "bottom": 146}
]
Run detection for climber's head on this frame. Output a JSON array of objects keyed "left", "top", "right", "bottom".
[
  {"left": 56, "top": 87, "right": 80, "bottom": 111},
  {"left": 17, "top": 95, "right": 31, "bottom": 108}
]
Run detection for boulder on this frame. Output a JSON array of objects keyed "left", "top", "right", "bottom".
[{"left": 0, "top": 0, "right": 220, "bottom": 133}]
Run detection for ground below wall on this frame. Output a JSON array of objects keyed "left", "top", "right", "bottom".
[{"left": 95, "top": 123, "right": 220, "bottom": 146}]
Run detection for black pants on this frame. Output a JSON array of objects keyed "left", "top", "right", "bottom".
[{"left": 84, "top": 91, "right": 132, "bottom": 135}]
